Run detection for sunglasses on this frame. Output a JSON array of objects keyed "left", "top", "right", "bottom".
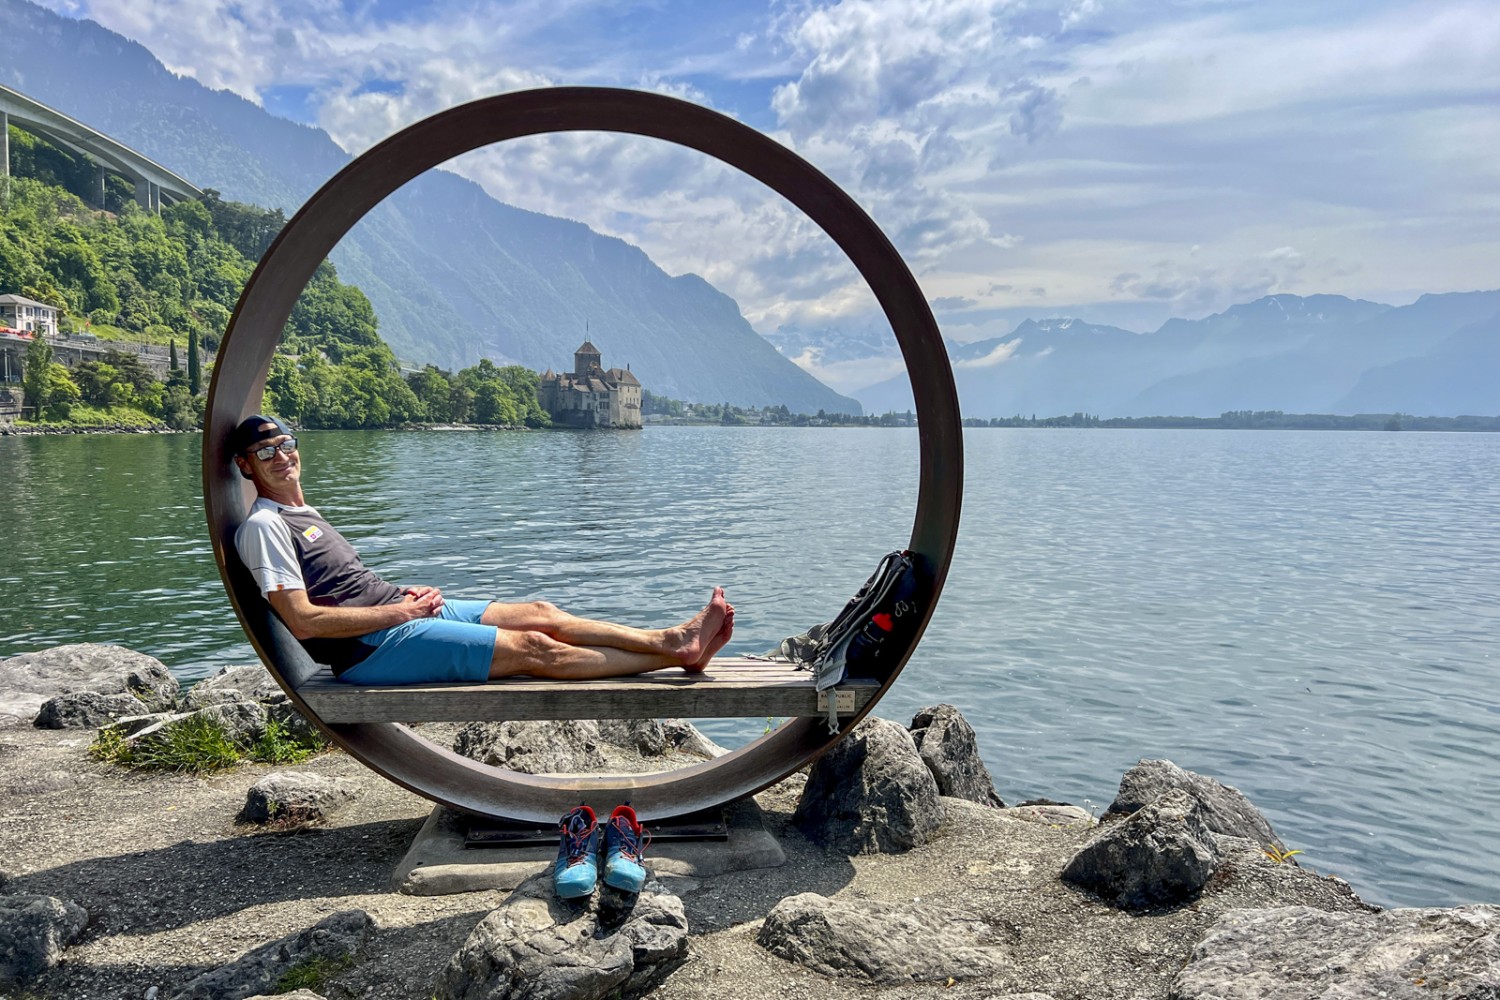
[{"left": 248, "top": 438, "right": 298, "bottom": 461}]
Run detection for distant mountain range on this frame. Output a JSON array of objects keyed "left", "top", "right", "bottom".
[
  {"left": 854, "top": 291, "right": 1500, "bottom": 419},
  {"left": 0, "top": 0, "right": 860, "bottom": 414}
]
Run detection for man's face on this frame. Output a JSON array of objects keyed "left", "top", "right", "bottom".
[{"left": 235, "top": 424, "right": 301, "bottom": 493}]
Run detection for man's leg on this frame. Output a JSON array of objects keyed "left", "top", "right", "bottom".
[
  {"left": 481, "top": 588, "right": 728, "bottom": 663},
  {"left": 489, "top": 629, "right": 686, "bottom": 680}
]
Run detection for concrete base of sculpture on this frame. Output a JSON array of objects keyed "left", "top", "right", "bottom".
[{"left": 393, "top": 797, "right": 785, "bottom": 896}]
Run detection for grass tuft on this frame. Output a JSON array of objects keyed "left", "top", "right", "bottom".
[
  {"left": 90, "top": 713, "right": 329, "bottom": 775},
  {"left": 273, "top": 953, "right": 354, "bottom": 993},
  {"left": 248, "top": 717, "right": 328, "bottom": 766},
  {"left": 129, "top": 714, "right": 242, "bottom": 773}
]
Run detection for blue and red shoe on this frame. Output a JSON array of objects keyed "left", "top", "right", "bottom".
[
  {"left": 553, "top": 805, "right": 600, "bottom": 899},
  {"left": 603, "top": 804, "right": 651, "bottom": 893}
]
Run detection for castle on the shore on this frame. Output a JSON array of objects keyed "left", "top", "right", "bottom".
[{"left": 535, "top": 341, "right": 642, "bottom": 429}]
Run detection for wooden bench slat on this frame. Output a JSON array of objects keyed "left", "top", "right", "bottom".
[{"left": 294, "top": 657, "right": 880, "bottom": 723}]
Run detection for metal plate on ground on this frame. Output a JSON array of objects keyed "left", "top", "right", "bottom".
[{"left": 465, "top": 808, "right": 730, "bottom": 849}]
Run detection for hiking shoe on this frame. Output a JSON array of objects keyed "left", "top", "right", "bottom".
[
  {"left": 553, "top": 805, "right": 600, "bottom": 899},
  {"left": 603, "top": 804, "right": 651, "bottom": 893}
]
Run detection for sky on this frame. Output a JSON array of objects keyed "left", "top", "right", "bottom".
[{"left": 37, "top": 0, "right": 1500, "bottom": 390}]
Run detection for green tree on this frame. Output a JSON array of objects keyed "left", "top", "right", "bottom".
[
  {"left": 21, "top": 335, "right": 53, "bottom": 412},
  {"left": 406, "top": 365, "right": 454, "bottom": 423},
  {"left": 187, "top": 329, "right": 201, "bottom": 395}
]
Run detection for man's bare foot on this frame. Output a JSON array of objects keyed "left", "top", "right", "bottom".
[
  {"left": 664, "top": 587, "right": 728, "bottom": 666},
  {"left": 685, "top": 605, "right": 734, "bottom": 673}
]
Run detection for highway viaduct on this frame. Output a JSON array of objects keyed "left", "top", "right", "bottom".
[{"left": 0, "top": 83, "right": 201, "bottom": 211}]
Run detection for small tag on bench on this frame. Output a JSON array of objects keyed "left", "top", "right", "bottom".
[{"left": 816, "top": 688, "right": 857, "bottom": 714}]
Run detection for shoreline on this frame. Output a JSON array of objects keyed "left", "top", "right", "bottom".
[{"left": 3, "top": 647, "right": 1497, "bottom": 999}]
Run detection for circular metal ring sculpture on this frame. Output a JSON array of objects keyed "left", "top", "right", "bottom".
[{"left": 204, "top": 87, "right": 963, "bottom": 823}]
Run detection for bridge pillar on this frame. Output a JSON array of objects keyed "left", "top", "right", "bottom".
[
  {"left": 2, "top": 110, "right": 9, "bottom": 198},
  {"left": 96, "top": 164, "right": 106, "bottom": 207}
]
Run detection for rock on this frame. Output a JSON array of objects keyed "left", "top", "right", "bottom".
[
  {"left": 245, "top": 992, "right": 325, "bottom": 1000},
  {"left": 264, "top": 697, "right": 321, "bottom": 744},
  {"left": 452, "top": 720, "right": 608, "bottom": 773},
  {"left": 757, "top": 892, "right": 1007, "bottom": 983},
  {"left": 1174, "top": 904, "right": 1500, "bottom": 999},
  {"left": 595, "top": 719, "right": 667, "bottom": 756},
  {"left": 792, "top": 717, "right": 943, "bottom": 854},
  {"left": 1062, "top": 788, "right": 1220, "bottom": 909},
  {"left": 33, "top": 691, "right": 144, "bottom": 729},
  {"left": 660, "top": 719, "right": 728, "bottom": 759},
  {"left": 241, "top": 772, "right": 359, "bottom": 824},
  {"left": 909, "top": 703, "right": 1004, "bottom": 806},
  {"left": 1106, "top": 758, "right": 1286, "bottom": 852},
  {"left": 0, "top": 894, "right": 89, "bottom": 983},
  {"left": 434, "top": 874, "right": 688, "bottom": 1000},
  {"left": 997, "top": 802, "right": 1095, "bottom": 828},
  {"left": 0, "top": 643, "right": 179, "bottom": 722},
  {"left": 181, "top": 664, "right": 285, "bottom": 710},
  {"left": 193, "top": 701, "right": 269, "bottom": 749},
  {"left": 170, "top": 909, "right": 375, "bottom": 1000}
]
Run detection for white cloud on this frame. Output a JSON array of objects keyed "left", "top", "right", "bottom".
[
  {"left": 785, "top": 346, "right": 908, "bottom": 395},
  {"left": 955, "top": 338, "right": 1022, "bottom": 369},
  {"left": 34, "top": 0, "right": 1500, "bottom": 365}
]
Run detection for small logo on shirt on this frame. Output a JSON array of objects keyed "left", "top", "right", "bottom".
[{"left": 301, "top": 525, "right": 324, "bottom": 543}]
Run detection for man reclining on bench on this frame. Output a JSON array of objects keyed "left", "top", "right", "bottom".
[{"left": 229, "top": 415, "right": 734, "bottom": 685}]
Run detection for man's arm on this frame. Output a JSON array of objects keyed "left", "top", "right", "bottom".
[{"left": 267, "top": 587, "right": 443, "bottom": 641}]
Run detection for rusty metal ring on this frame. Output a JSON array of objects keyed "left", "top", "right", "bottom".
[{"left": 203, "top": 87, "right": 963, "bottom": 822}]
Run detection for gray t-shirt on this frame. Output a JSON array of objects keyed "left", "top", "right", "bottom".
[{"left": 234, "top": 497, "right": 404, "bottom": 672}]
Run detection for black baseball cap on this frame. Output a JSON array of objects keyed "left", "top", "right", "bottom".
[{"left": 228, "top": 414, "right": 292, "bottom": 456}]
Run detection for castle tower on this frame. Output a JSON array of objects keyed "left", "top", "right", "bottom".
[{"left": 573, "top": 340, "right": 602, "bottom": 376}]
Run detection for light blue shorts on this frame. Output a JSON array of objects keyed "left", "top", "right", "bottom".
[{"left": 338, "top": 599, "right": 497, "bottom": 685}]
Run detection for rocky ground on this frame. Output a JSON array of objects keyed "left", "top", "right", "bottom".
[{"left": 3, "top": 645, "right": 1498, "bottom": 1000}]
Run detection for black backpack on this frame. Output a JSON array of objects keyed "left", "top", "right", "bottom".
[{"left": 775, "top": 550, "right": 922, "bottom": 731}]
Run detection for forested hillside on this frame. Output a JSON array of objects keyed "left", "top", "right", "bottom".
[{"left": 1, "top": 128, "right": 546, "bottom": 429}]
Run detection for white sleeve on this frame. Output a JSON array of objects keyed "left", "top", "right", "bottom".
[{"left": 234, "top": 508, "right": 306, "bottom": 595}]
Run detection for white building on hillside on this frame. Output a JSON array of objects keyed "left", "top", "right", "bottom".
[{"left": 0, "top": 294, "right": 59, "bottom": 338}]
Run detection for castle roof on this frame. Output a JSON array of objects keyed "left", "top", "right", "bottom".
[
  {"left": 605, "top": 367, "right": 640, "bottom": 386},
  {"left": 575, "top": 340, "right": 601, "bottom": 355}
]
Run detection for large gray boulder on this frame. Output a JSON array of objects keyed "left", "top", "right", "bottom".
[
  {"left": 1174, "top": 904, "right": 1500, "bottom": 999},
  {"left": 170, "top": 909, "right": 375, "bottom": 1000},
  {"left": 193, "top": 701, "right": 270, "bottom": 749},
  {"left": 452, "top": 720, "right": 608, "bottom": 774},
  {"left": 909, "top": 704, "right": 1004, "bottom": 807},
  {"left": 181, "top": 664, "right": 285, "bottom": 709},
  {"left": 1107, "top": 759, "right": 1286, "bottom": 853},
  {"left": 757, "top": 892, "right": 1008, "bottom": 983},
  {"left": 0, "top": 643, "right": 178, "bottom": 722},
  {"left": 33, "top": 690, "right": 144, "bottom": 729},
  {"left": 1062, "top": 788, "right": 1221, "bottom": 909},
  {"left": 183, "top": 665, "right": 319, "bottom": 743},
  {"left": 435, "top": 875, "right": 688, "bottom": 1000},
  {"left": 594, "top": 719, "right": 668, "bottom": 756},
  {"left": 0, "top": 894, "right": 89, "bottom": 983},
  {"left": 660, "top": 719, "right": 728, "bottom": 759},
  {"left": 241, "top": 772, "right": 359, "bottom": 825},
  {"left": 792, "top": 717, "right": 943, "bottom": 854}
]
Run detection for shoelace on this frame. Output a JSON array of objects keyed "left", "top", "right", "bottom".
[
  {"left": 562, "top": 817, "right": 595, "bottom": 867},
  {"left": 611, "top": 817, "right": 651, "bottom": 861}
]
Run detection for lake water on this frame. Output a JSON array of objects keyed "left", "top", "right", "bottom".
[{"left": 2, "top": 426, "right": 1497, "bottom": 909}]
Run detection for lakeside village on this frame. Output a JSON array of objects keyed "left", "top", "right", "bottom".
[{"left": 0, "top": 315, "right": 914, "bottom": 433}]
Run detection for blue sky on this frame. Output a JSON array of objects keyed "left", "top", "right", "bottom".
[{"left": 38, "top": 0, "right": 1500, "bottom": 389}]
